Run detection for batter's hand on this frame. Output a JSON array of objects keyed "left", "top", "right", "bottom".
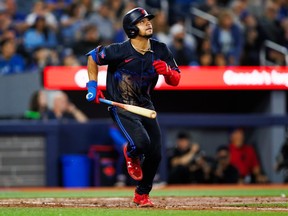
[
  {"left": 86, "top": 80, "right": 104, "bottom": 104},
  {"left": 153, "top": 60, "right": 181, "bottom": 86},
  {"left": 153, "top": 60, "right": 172, "bottom": 76}
]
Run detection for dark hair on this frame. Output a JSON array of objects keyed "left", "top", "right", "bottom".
[
  {"left": 67, "top": 2, "right": 81, "bottom": 17},
  {"left": 216, "top": 145, "right": 229, "bottom": 153},
  {"left": 83, "top": 24, "right": 98, "bottom": 34},
  {"left": 228, "top": 127, "right": 244, "bottom": 135},
  {"left": 0, "top": 38, "right": 12, "bottom": 48},
  {"left": 29, "top": 90, "right": 41, "bottom": 112},
  {"left": 177, "top": 132, "right": 190, "bottom": 140},
  {"left": 32, "top": 16, "right": 49, "bottom": 41}
]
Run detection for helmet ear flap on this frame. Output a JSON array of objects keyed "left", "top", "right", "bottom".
[{"left": 127, "top": 25, "right": 139, "bottom": 38}]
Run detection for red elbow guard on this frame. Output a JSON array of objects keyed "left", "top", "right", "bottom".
[{"left": 165, "top": 70, "right": 181, "bottom": 86}]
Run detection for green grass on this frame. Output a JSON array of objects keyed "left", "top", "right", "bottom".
[
  {"left": 229, "top": 203, "right": 288, "bottom": 208},
  {"left": 0, "top": 208, "right": 287, "bottom": 216},
  {"left": 0, "top": 188, "right": 288, "bottom": 199}
]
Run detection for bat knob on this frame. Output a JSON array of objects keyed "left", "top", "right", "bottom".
[
  {"left": 86, "top": 92, "right": 93, "bottom": 100},
  {"left": 150, "top": 112, "right": 157, "bottom": 119}
]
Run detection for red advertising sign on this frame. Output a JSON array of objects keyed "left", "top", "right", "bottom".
[{"left": 43, "top": 66, "right": 288, "bottom": 90}]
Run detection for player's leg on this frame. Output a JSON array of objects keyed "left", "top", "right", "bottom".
[
  {"left": 135, "top": 117, "right": 161, "bottom": 194},
  {"left": 109, "top": 107, "right": 160, "bottom": 207},
  {"left": 109, "top": 107, "right": 150, "bottom": 180}
]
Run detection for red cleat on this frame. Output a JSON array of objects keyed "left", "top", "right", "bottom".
[
  {"left": 123, "top": 145, "right": 143, "bottom": 181},
  {"left": 133, "top": 191, "right": 154, "bottom": 207}
]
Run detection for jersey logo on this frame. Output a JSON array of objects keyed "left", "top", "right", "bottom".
[
  {"left": 139, "top": 8, "right": 146, "bottom": 15},
  {"left": 124, "top": 58, "right": 134, "bottom": 63},
  {"left": 99, "top": 49, "right": 106, "bottom": 59}
]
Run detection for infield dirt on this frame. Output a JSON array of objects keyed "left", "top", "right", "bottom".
[{"left": 0, "top": 185, "right": 288, "bottom": 211}]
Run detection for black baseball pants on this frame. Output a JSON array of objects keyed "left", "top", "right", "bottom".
[{"left": 109, "top": 106, "right": 162, "bottom": 194}]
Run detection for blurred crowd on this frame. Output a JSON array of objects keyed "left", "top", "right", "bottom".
[
  {"left": 24, "top": 89, "right": 88, "bottom": 122},
  {"left": 1, "top": 0, "right": 288, "bottom": 75},
  {"left": 23, "top": 89, "right": 288, "bottom": 185},
  {"left": 167, "top": 128, "right": 270, "bottom": 185}
]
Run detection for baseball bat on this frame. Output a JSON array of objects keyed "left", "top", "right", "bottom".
[{"left": 99, "top": 98, "right": 157, "bottom": 119}]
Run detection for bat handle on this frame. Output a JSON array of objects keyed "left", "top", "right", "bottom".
[{"left": 99, "top": 98, "right": 113, "bottom": 105}]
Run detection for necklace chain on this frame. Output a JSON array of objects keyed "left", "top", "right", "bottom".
[{"left": 131, "top": 40, "right": 151, "bottom": 53}]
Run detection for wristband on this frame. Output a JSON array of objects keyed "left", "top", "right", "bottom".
[{"left": 86, "top": 80, "right": 97, "bottom": 88}]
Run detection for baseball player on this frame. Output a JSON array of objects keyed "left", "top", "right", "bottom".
[{"left": 85, "top": 7, "right": 181, "bottom": 207}]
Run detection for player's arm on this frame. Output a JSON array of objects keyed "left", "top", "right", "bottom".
[
  {"left": 87, "top": 55, "right": 98, "bottom": 81},
  {"left": 85, "top": 44, "right": 120, "bottom": 103},
  {"left": 153, "top": 60, "right": 180, "bottom": 86},
  {"left": 86, "top": 50, "right": 104, "bottom": 103},
  {"left": 152, "top": 43, "right": 181, "bottom": 86}
]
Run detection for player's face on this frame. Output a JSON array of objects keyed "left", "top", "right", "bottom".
[{"left": 136, "top": 18, "right": 153, "bottom": 38}]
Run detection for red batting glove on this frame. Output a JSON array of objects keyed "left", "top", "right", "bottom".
[
  {"left": 95, "top": 89, "right": 105, "bottom": 104},
  {"left": 153, "top": 60, "right": 181, "bottom": 86},
  {"left": 152, "top": 60, "right": 172, "bottom": 76}
]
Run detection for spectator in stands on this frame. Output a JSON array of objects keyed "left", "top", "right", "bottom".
[
  {"left": 189, "top": 146, "right": 213, "bottom": 184},
  {"left": 23, "top": 15, "right": 58, "bottom": 52},
  {"left": 0, "top": 27, "right": 33, "bottom": 70},
  {"left": 9, "top": 0, "right": 32, "bottom": 15},
  {"left": 168, "top": 23, "right": 197, "bottom": 66},
  {"left": 169, "top": 0, "right": 200, "bottom": 24},
  {"left": 167, "top": 132, "right": 196, "bottom": 184},
  {"left": 24, "top": 89, "right": 51, "bottom": 120},
  {"left": 228, "top": 127, "right": 268, "bottom": 184},
  {"left": 257, "top": 0, "right": 284, "bottom": 44},
  {"left": 79, "top": 0, "right": 94, "bottom": 18},
  {"left": 61, "top": 48, "right": 81, "bottom": 66},
  {"left": 152, "top": 10, "right": 170, "bottom": 44},
  {"left": 0, "top": 6, "right": 13, "bottom": 36},
  {"left": 0, "top": 28, "right": 16, "bottom": 43},
  {"left": 4, "top": 0, "right": 27, "bottom": 35},
  {"left": 275, "top": 137, "right": 288, "bottom": 183},
  {"left": 88, "top": 2, "right": 115, "bottom": 44},
  {"left": 196, "top": 37, "right": 214, "bottom": 65},
  {"left": 214, "top": 53, "right": 227, "bottom": 65},
  {"left": 211, "top": 8, "right": 243, "bottom": 65},
  {"left": 167, "top": 132, "right": 211, "bottom": 184},
  {"left": 277, "top": 0, "right": 288, "bottom": 21},
  {"left": 25, "top": 1, "right": 58, "bottom": 31},
  {"left": 0, "top": 38, "right": 25, "bottom": 75},
  {"left": 59, "top": 2, "right": 87, "bottom": 46},
  {"left": 72, "top": 24, "right": 102, "bottom": 65},
  {"left": 212, "top": 145, "right": 239, "bottom": 184},
  {"left": 231, "top": 0, "right": 250, "bottom": 30},
  {"left": 240, "top": 14, "right": 262, "bottom": 65},
  {"left": 246, "top": 0, "right": 266, "bottom": 18},
  {"left": 109, "top": 0, "right": 125, "bottom": 20},
  {"left": 217, "top": 0, "right": 233, "bottom": 7},
  {"left": 280, "top": 17, "right": 288, "bottom": 49},
  {"left": 48, "top": 91, "right": 88, "bottom": 123},
  {"left": 45, "top": 0, "right": 73, "bottom": 20},
  {"left": 145, "top": 0, "right": 162, "bottom": 12},
  {"left": 199, "top": 51, "right": 213, "bottom": 66},
  {"left": 191, "top": 14, "right": 213, "bottom": 57},
  {"left": 31, "top": 47, "right": 60, "bottom": 71},
  {"left": 193, "top": 0, "right": 217, "bottom": 53},
  {"left": 197, "top": 0, "right": 219, "bottom": 16},
  {"left": 108, "top": 0, "right": 126, "bottom": 43}
]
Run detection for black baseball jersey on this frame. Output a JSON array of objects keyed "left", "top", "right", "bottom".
[{"left": 88, "top": 39, "right": 180, "bottom": 108}]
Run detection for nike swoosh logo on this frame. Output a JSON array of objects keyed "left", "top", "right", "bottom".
[{"left": 124, "top": 58, "right": 133, "bottom": 63}]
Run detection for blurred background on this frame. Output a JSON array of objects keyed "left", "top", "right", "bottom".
[{"left": 0, "top": 0, "right": 288, "bottom": 188}]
